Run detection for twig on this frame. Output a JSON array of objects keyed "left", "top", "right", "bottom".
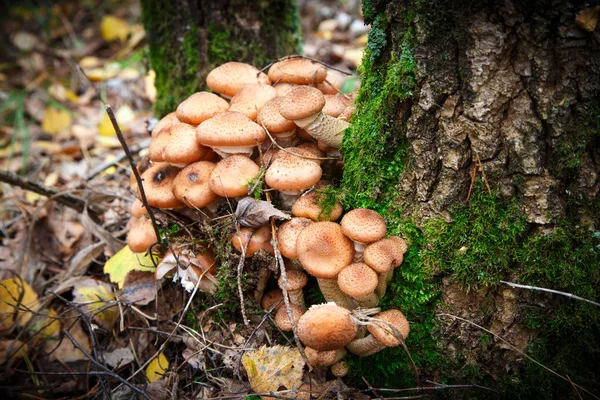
[
  {"left": 83, "top": 138, "right": 151, "bottom": 180},
  {"left": 0, "top": 170, "right": 101, "bottom": 217},
  {"left": 500, "top": 281, "right": 600, "bottom": 307},
  {"left": 362, "top": 383, "right": 498, "bottom": 394},
  {"left": 474, "top": 152, "right": 491, "bottom": 195},
  {"left": 438, "top": 313, "right": 599, "bottom": 400},
  {"left": 234, "top": 238, "right": 249, "bottom": 326},
  {"left": 259, "top": 54, "right": 353, "bottom": 76},
  {"left": 466, "top": 162, "right": 477, "bottom": 201}
]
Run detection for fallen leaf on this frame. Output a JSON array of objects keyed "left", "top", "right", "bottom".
[
  {"left": 101, "top": 15, "right": 130, "bottom": 42},
  {"left": 146, "top": 353, "right": 168, "bottom": 383},
  {"left": 0, "top": 276, "right": 40, "bottom": 330},
  {"left": 104, "top": 245, "right": 159, "bottom": 288},
  {"left": 241, "top": 345, "right": 304, "bottom": 398},
  {"left": 145, "top": 70, "right": 157, "bottom": 102},
  {"left": 104, "top": 347, "right": 134, "bottom": 368},
  {"left": 72, "top": 278, "right": 118, "bottom": 330},
  {"left": 182, "top": 347, "right": 204, "bottom": 369},
  {"left": 29, "top": 308, "right": 61, "bottom": 339},
  {"left": 576, "top": 6, "right": 600, "bottom": 32},
  {"left": 235, "top": 197, "right": 290, "bottom": 228},
  {"left": 41, "top": 106, "right": 72, "bottom": 134},
  {"left": 12, "top": 31, "right": 37, "bottom": 52},
  {"left": 45, "top": 317, "right": 91, "bottom": 362},
  {"left": 120, "top": 270, "right": 157, "bottom": 306},
  {"left": 48, "top": 82, "right": 78, "bottom": 103},
  {"left": 0, "top": 340, "right": 28, "bottom": 366}
]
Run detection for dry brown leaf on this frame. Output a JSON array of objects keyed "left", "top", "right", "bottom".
[
  {"left": 45, "top": 317, "right": 91, "bottom": 363},
  {"left": 235, "top": 197, "right": 290, "bottom": 228},
  {"left": 576, "top": 6, "right": 600, "bottom": 32},
  {"left": 241, "top": 345, "right": 305, "bottom": 399},
  {"left": 104, "top": 347, "right": 134, "bottom": 368},
  {"left": 120, "top": 270, "right": 157, "bottom": 306}
]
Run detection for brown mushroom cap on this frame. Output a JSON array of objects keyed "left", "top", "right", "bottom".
[
  {"left": 367, "top": 309, "right": 410, "bottom": 347},
  {"left": 127, "top": 216, "right": 157, "bottom": 253},
  {"left": 206, "top": 62, "right": 271, "bottom": 98},
  {"left": 209, "top": 155, "right": 260, "bottom": 197},
  {"left": 363, "top": 238, "right": 405, "bottom": 273},
  {"left": 278, "top": 269, "right": 308, "bottom": 292},
  {"left": 265, "top": 152, "right": 322, "bottom": 192},
  {"left": 297, "top": 304, "right": 357, "bottom": 351},
  {"left": 176, "top": 92, "right": 229, "bottom": 125},
  {"left": 273, "top": 82, "right": 297, "bottom": 97},
  {"left": 130, "top": 199, "right": 147, "bottom": 218},
  {"left": 304, "top": 347, "right": 339, "bottom": 367},
  {"left": 330, "top": 360, "right": 349, "bottom": 377},
  {"left": 151, "top": 112, "right": 179, "bottom": 137},
  {"left": 277, "top": 217, "right": 313, "bottom": 259},
  {"left": 296, "top": 222, "right": 354, "bottom": 279},
  {"left": 340, "top": 208, "right": 387, "bottom": 244},
  {"left": 337, "top": 263, "right": 379, "bottom": 299},
  {"left": 196, "top": 111, "right": 266, "bottom": 151},
  {"left": 261, "top": 288, "right": 284, "bottom": 310},
  {"left": 173, "top": 161, "right": 218, "bottom": 208},
  {"left": 322, "top": 95, "right": 351, "bottom": 117},
  {"left": 162, "top": 122, "right": 211, "bottom": 166},
  {"left": 138, "top": 163, "right": 184, "bottom": 209},
  {"left": 315, "top": 72, "right": 343, "bottom": 95},
  {"left": 231, "top": 225, "right": 274, "bottom": 256},
  {"left": 291, "top": 190, "right": 343, "bottom": 222},
  {"left": 275, "top": 304, "right": 304, "bottom": 331},
  {"left": 228, "top": 84, "right": 277, "bottom": 121},
  {"left": 268, "top": 57, "right": 328, "bottom": 85},
  {"left": 258, "top": 97, "right": 297, "bottom": 134},
  {"left": 129, "top": 156, "right": 153, "bottom": 193},
  {"left": 279, "top": 86, "right": 326, "bottom": 122}
]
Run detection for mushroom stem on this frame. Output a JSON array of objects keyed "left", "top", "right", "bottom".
[
  {"left": 302, "top": 113, "right": 350, "bottom": 148},
  {"left": 287, "top": 289, "right": 306, "bottom": 311},
  {"left": 355, "top": 292, "right": 379, "bottom": 308},
  {"left": 376, "top": 273, "right": 388, "bottom": 298},
  {"left": 316, "top": 278, "right": 356, "bottom": 310},
  {"left": 346, "top": 335, "right": 386, "bottom": 357}
]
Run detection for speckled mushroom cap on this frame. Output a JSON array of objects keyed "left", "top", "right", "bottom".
[
  {"left": 127, "top": 215, "right": 157, "bottom": 253},
  {"left": 209, "top": 155, "right": 260, "bottom": 197},
  {"left": 196, "top": 111, "right": 266, "bottom": 152},
  {"left": 337, "top": 263, "right": 379, "bottom": 299},
  {"left": 322, "top": 95, "right": 351, "bottom": 117},
  {"left": 228, "top": 84, "right": 277, "bottom": 121},
  {"left": 367, "top": 309, "right": 410, "bottom": 346},
  {"left": 148, "top": 124, "right": 173, "bottom": 162},
  {"left": 176, "top": 92, "right": 229, "bottom": 125},
  {"left": 258, "top": 97, "right": 297, "bottom": 133},
  {"left": 304, "top": 347, "right": 338, "bottom": 367},
  {"left": 151, "top": 112, "right": 179, "bottom": 137},
  {"left": 173, "top": 161, "right": 218, "bottom": 208},
  {"left": 278, "top": 269, "right": 308, "bottom": 292},
  {"left": 265, "top": 152, "right": 322, "bottom": 192},
  {"left": 297, "top": 304, "right": 358, "bottom": 351},
  {"left": 277, "top": 217, "right": 313, "bottom": 259},
  {"left": 279, "top": 86, "right": 326, "bottom": 121},
  {"left": 275, "top": 304, "right": 305, "bottom": 331},
  {"left": 129, "top": 156, "right": 153, "bottom": 193},
  {"left": 130, "top": 199, "right": 147, "bottom": 218},
  {"left": 338, "top": 105, "right": 356, "bottom": 122},
  {"left": 273, "top": 82, "right": 297, "bottom": 97},
  {"left": 231, "top": 225, "right": 274, "bottom": 256},
  {"left": 340, "top": 208, "right": 387, "bottom": 244},
  {"left": 162, "top": 122, "right": 211, "bottom": 166},
  {"left": 268, "top": 57, "right": 328, "bottom": 85},
  {"left": 296, "top": 222, "right": 354, "bottom": 279},
  {"left": 138, "top": 162, "right": 184, "bottom": 209},
  {"left": 261, "top": 288, "right": 284, "bottom": 310},
  {"left": 206, "top": 62, "right": 271, "bottom": 98},
  {"left": 330, "top": 360, "right": 349, "bottom": 377},
  {"left": 315, "top": 71, "right": 343, "bottom": 95},
  {"left": 363, "top": 237, "right": 405, "bottom": 273},
  {"left": 389, "top": 236, "right": 408, "bottom": 254},
  {"left": 296, "top": 142, "right": 325, "bottom": 161},
  {"left": 291, "top": 190, "right": 343, "bottom": 222}
]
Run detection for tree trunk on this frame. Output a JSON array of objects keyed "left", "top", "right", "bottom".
[
  {"left": 342, "top": 0, "right": 600, "bottom": 397},
  {"left": 140, "top": 0, "right": 301, "bottom": 117}
]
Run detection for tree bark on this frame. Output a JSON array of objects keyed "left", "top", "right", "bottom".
[
  {"left": 140, "top": 0, "right": 302, "bottom": 117},
  {"left": 342, "top": 0, "right": 600, "bottom": 396}
]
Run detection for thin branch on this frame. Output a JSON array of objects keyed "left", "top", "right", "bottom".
[
  {"left": 466, "top": 162, "right": 477, "bottom": 201},
  {"left": 500, "top": 281, "right": 600, "bottom": 307},
  {"left": 0, "top": 170, "right": 101, "bottom": 217},
  {"left": 258, "top": 54, "right": 353, "bottom": 76},
  {"left": 83, "top": 138, "right": 151, "bottom": 180},
  {"left": 474, "top": 152, "right": 491, "bottom": 195}
]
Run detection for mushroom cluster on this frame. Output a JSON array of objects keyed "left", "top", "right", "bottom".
[{"left": 126, "top": 56, "right": 411, "bottom": 372}]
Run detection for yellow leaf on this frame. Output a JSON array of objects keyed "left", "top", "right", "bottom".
[
  {"left": 41, "top": 106, "right": 72, "bottom": 134},
  {"left": 98, "top": 105, "right": 135, "bottom": 136},
  {"left": 0, "top": 277, "right": 39, "bottom": 330},
  {"left": 241, "top": 345, "right": 305, "bottom": 399},
  {"left": 72, "top": 279, "right": 118, "bottom": 330},
  {"left": 79, "top": 56, "right": 102, "bottom": 69},
  {"left": 98, "top": 113, "right": 114, "bottom": 136},
  {"left": 145, "top": 70, "right": 157, "bottom": 103},
  {"left": 29, "top": 308, "right": 61, "bottom": 339},
  {"left": 146, "top": 353, "right": 168, "bottom": 383},
  {"left": 101, "top": 15, "right": 130, "bottom": 42},
  {"left": 104, "top": 245, "right": 159, "bottom": 289}
]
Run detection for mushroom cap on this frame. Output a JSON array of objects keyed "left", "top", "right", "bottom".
[
  {"left": 261, "top": 288, "right": 284, "bottom": 310},
  {"left": 258, "top": 97, "right": 297, "bottom": 133},
  {"left": 315, "top": 71, "right": 343, "bottom": 95},
  {"left": 138, "top": 163, "right": 184, "bottom": 209},
  {"left": 173, "top": 161, "right": 218, "bottom": 208},
  {"left": 130, "top": 199, "right": 147, "bottom": 218},
  {"left": 304, "top": 347, "right": 338, "bottom": 367},
  {"left": 151, "top": 112, "right": 179, "bottom": 137},
  {"left": 130, "top": 156, "right": 153, "bottom": 193},
  {"left": 330, "top": 360, "right": 349, "bottom": 377},
  {"left": 278, "top": 269, "right": 308, "bottom": 292},
  {"left": 367, "top": 309, "right": 410, "bottom": 347},
  {"left": 296, "top": 142, "right": 325, "bottom": 162},
  {"left": 228, "top": 84, "right": 277, "bottom": 120},
  {"left": 340, "top": 208, "right": 387, "bottom": 244},
  {"left": 196, "top": 111, "right": 266, "bottom": 147},
  {"left": 279, "top": 86, "right": 326, "bottom": 121},
  {"left": 231, "top": 225, "right": 274, "bottom": 256},
  {"left": 273, "top": 82, "right": 297, "bottom": 97},
  {"left": 209, "top": 155, "right": 260, "bottom": 197},
  {"left": 176, "top": 92, "right": 229, "bottom": 125},
  {"left": 297, "top": 304, "right": 357, "bottom": 351},
  {"left": 162, "top": 122, "right": 211, "bottom": 165},
  {"left": 206, "top": 62, "right": 271, "bottom": 98},
  {"left": 127, "top": 216, "right": 157, "bottom": 253},
  {"left": 275, "top": 304, "right": 304, "bottom": 331},
  {"left": 337, "top": 263, "right": 378, "bottom": 299},
  {"left": 277, "top": 217, "right": 313, "bottom": 259},
  {"left": 265, "top": 152, "right": 322, "bottom": 192},
  {"left": 322, "top": 95, "right": 351, "bottom": 117},
  {"left": 388, "top": 236, "right": 409, "bottom": 254},
  {"left": 338, "top": 104, "right": 356, "bottom": 122},
  {"left": 148, "top": 124, "right": 173, "bottom": 162},
  {"left": 291, "top": 190, "right": 343, "bottom": 222},
  {"left": 268, "top": 57, "right": 328, "bottom": 85},
  {"left": 296, "top": 222, "right": 354, "bottom": 279},
  {"left": 363, "top": 238, "right": 405, "bottom": 273}
]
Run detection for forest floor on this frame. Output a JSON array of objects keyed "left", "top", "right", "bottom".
[{"left": 0, "top": 1, "right": 372, "bottom": 399}]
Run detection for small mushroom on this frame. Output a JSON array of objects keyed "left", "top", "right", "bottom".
[
  {"left": 173, "top": 161, "right": 219, "bottom": 210},
  {"left": 127, "top": 215, "right": 158, "bottom": 253},
  {"left": 364, "top": 237, "right": 406, "bottom": 297},
  {"left": 196, "top": 111, "right": 266, "bottom": 158},
  {"left": 330, "top": 360, "right": 349, "bottom": 377},
  {"left": 337, "top": 263, "right": 379, "bottom": 308},
  {"left": 340, "top": 208, "right": 387, "bottom": 257},
  {"left": 176, "top": 91, "right": 229, "bottom": 125},
  {"left": 138, "top": 163, "right": 184, "bottom": 209},
  {"left": 274, "top": 303, "right": 304, "bottom": 331},
  {"left": 297, "top": 304, "right": 358, "bottom": 351},
  {"left": 304, "top": 347, "right": 347, "bottom": 367},
  {"left": 231, "top": 225, "right": 274, "bottom": 256},
  {"left": 346, "top": 309, "right": 410, "bottom": 357},
  {"left": 209, "top": 155, "right": 260, "bottom": 198},
  {"left": 206, "top": 62, "right": 270, "bottom": 98},
  {"left": 278, "top": 269, "right": 308, "bottom": 310},
  {"left": 268, "top": 57, "right": 327, "bottom": 85}
]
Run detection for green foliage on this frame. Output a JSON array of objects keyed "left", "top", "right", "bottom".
[{"left": 315, "top": 186, "right": 342, "bottom": 220}]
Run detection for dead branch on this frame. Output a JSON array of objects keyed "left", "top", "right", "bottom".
[
  {"left": 258, "top": 54, "right": 353, "bottom": 76},
  {"left": 500, "top": 281, "right": 600, "bottom": 307}
]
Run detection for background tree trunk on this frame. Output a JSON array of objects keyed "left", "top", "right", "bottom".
[
  {"left": 342, "top": 0, "right": 600, "bottom": 397},
  {"left": 140, "top": 0, "right": 301, "bottom": 117}
]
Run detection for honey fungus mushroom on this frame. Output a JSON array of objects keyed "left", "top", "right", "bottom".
[
  {"left": 297, "top": 304, "right": 358, "bottom": 351},
  {"left": 138, "top": 163, "right": 184, "bottom": 209},
  {"left": 196, "top": 111, "right": 266, "bottom": 158},
  {"left": 265, "top": 151, "right": 322, "bottom": 208},
  {"left": 346, "top": 309, "right": 410, "bottom": 357},
  {"left": 231, "top": 225, "right": 274, "bottom": 256},
  {"left": 206, "top": 61, "right": 270, "bottom": 98}
]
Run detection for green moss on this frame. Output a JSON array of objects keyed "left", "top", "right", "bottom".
[{"left": 315, "top": 186, "right": 342, "bottom": 221}]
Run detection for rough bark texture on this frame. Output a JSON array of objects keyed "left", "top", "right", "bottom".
[
  {"left": 140, "top": 0, "right": 301, "bottom": 117},
  {"left": 342, "top": 0, "right": 600, "bottom": 397}
]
